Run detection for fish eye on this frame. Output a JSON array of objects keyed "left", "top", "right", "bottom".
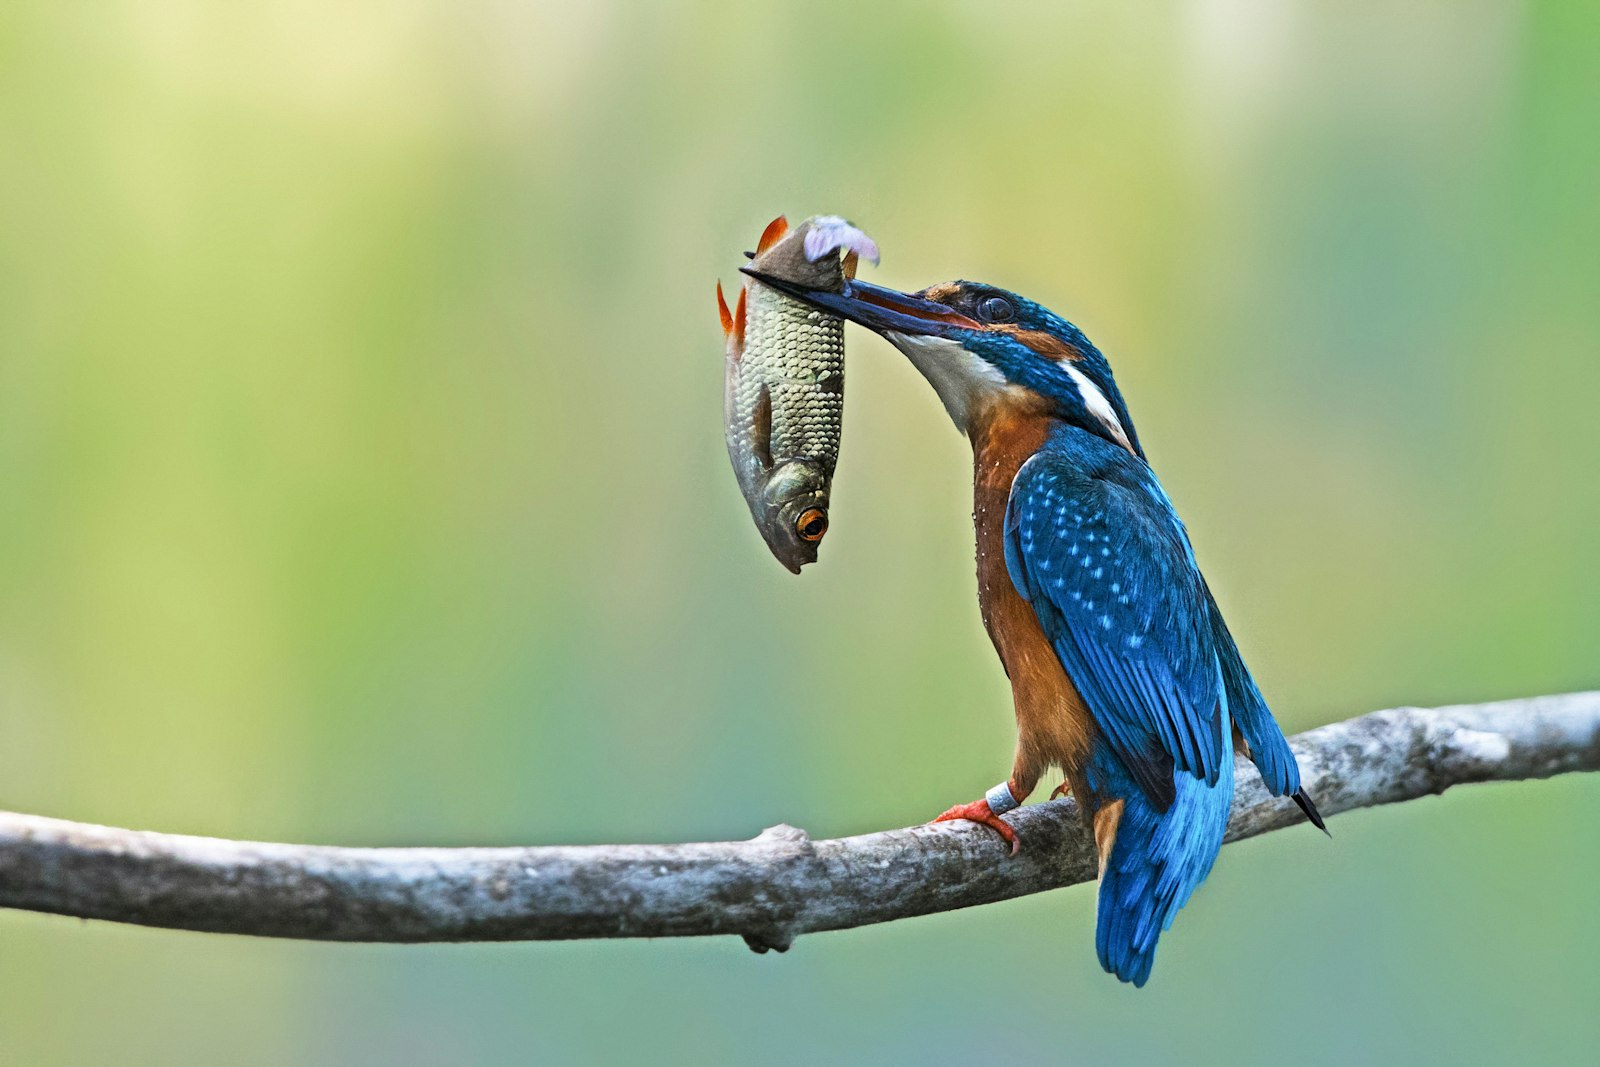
[
  {"left": 795, "top": 508, "right": 828, "bottom": 542},
  {"left": 977, "top": 295, "right": 1014, "bottom": 323}
]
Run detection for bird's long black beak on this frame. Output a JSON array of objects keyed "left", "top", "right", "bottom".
[{"left": 740, "top": 269, "right": 978, "bottom": 339}]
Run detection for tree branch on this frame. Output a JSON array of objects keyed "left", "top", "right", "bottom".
[{"left": 1, "top": 692, "right": 1595, "bottom": 950}]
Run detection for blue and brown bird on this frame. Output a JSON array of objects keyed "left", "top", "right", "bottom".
[{"left": 742, "top": 267, "right": 1326, "bottom": 985}]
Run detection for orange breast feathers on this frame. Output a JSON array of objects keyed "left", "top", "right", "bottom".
[{"left": 969, "top": 401, "right": 1097, "bottom": 796}]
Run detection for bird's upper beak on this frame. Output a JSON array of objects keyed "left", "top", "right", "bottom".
[{"left": 740, "top": 269, "right": 979, "bottom": 339}]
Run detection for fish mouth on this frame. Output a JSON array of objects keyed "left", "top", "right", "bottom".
[
  {"left": 744, "top": 461, "right": 830, "bottom": 575},
  {"left": 763, "top": 523, "right": 819, "bottom": 575},
  {"left": 740, "top": 270, "right": 980, "bottom": 340},
  {"left": 752, "top": 498, "right": 825, "bottom": 575}
]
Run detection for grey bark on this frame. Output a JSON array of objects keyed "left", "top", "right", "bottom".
[{"left": 0, "top": 692, "right": 1595, "bottom": 950}]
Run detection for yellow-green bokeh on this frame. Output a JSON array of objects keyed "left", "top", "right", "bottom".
[{"left": 1, "top": 2, "right": 1596, "bottom": 1063}]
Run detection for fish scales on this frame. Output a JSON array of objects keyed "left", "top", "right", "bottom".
[
  {"left": 744, "top": 296, "right": 844, "bottom": 468},
  {"left": 718, "top": 214, "right": 878, "bottom": 573}
]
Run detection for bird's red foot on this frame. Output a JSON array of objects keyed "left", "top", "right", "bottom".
[
  {"left": 1049, "top": 781, "right": 1072, "bottom": 801},
  {"left": 933, "top": 799, "right": 1019, "bottom": 855}
]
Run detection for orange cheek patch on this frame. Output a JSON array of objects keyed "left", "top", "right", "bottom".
[{"left": 999, "top": 326, "right": 1084, "bottom": 362}]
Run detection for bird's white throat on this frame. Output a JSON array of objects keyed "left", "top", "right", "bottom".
[{"left": 884, "top": 332, "right": 1011, "bottom": 433}]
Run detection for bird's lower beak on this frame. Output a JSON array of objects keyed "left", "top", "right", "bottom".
[{"left": 740, "top": 270, "right": 978, "bottom": 339}]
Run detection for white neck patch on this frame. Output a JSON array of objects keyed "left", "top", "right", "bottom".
[
  {"left": 886, "top": 329, "right": 1136, "bottom": 453},
  {"left": 885, "top": 331, "right": 1010, "bottom": 433},
  {"left": 1063, "top": 363, "right": 1134, "bottom": 453}
]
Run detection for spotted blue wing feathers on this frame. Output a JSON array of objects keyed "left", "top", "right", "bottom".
[
  {"left": 1001, "top": 427, "right": 1321, "bottom": 984},
  {"left": 1002, "top": 445, "right": 1228, "bottom": 810}
]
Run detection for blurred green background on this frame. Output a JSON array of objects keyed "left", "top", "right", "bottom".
[{"left": 1, "top": 2, "right": 1597, "bottom": 1063}]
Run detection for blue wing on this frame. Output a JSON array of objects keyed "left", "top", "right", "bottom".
[
  {"left": 1204, "top": 580, "right": 1325, "bottom": 829},
  {"left": 1203, "top": 583, "right": 1296, "bottom": 796},
  {"left": 1003, "top": 438, "right": 1227, "bottom": 810}
]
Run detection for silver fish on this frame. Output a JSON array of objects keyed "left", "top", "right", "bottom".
[{"left": 719, "top": 215, "right": 879, "bottom": 573}]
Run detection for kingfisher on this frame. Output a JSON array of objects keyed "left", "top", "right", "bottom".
[{"left": 742, "top": 266, "right": 1326, "bottom": 985}]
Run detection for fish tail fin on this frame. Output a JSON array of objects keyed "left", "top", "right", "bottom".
[{"left": 1094, "top": 750, "right": 1233, "bottom": 987}]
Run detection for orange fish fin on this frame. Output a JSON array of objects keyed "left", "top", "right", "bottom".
[
  {"left": 755, "top": 215, "right": 790, "bottom": 255},
  {"left": 733, "top": 286, "right": 747, "bottom": 349},
  {"left": 841, "top": 250, "right": 859, "bottom": 281},
  {"left": 716, "top": 281, "right": 734, "bottom": 337}
]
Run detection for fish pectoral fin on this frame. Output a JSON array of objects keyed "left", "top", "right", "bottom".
[{"left": 752, "top": 384, "right": 775, "bottom": 471}]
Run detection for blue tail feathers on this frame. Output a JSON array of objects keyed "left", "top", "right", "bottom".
[{"left": 1091, "top": 742, "right": 1234, "bottom": 986}]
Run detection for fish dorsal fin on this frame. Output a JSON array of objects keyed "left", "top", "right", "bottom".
[
  {"left": 733, "top": 286, "right": 747, "bottom": 350},
  {"left": 841, "top": 250, "right": 859, "bottom": 281},
  {"left": 755, "top": 216, "right": 789, "bottom": 256}
]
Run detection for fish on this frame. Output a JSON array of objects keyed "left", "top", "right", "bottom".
[{"left": 718, "top": 215, "right": 879, "bottom": 573}]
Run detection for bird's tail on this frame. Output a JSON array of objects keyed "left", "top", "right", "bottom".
[{"left": 1093, "top": 747, "right": 1234, "bottom": 987}]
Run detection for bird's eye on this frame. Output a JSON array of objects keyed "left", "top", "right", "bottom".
[
  {"left": 795, "top": 508, "right": 828, "bottom": 542},
  {"left": 978, "top": 295, "right": 1014, "bottom": 323}
]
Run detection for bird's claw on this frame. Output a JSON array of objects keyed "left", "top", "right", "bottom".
[
  {"left": 1049, "top": 781, "right": 1072, "bottom": 801},
  {"left": 933, "top": 798, "right": 1020, "bottom": 855}
]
